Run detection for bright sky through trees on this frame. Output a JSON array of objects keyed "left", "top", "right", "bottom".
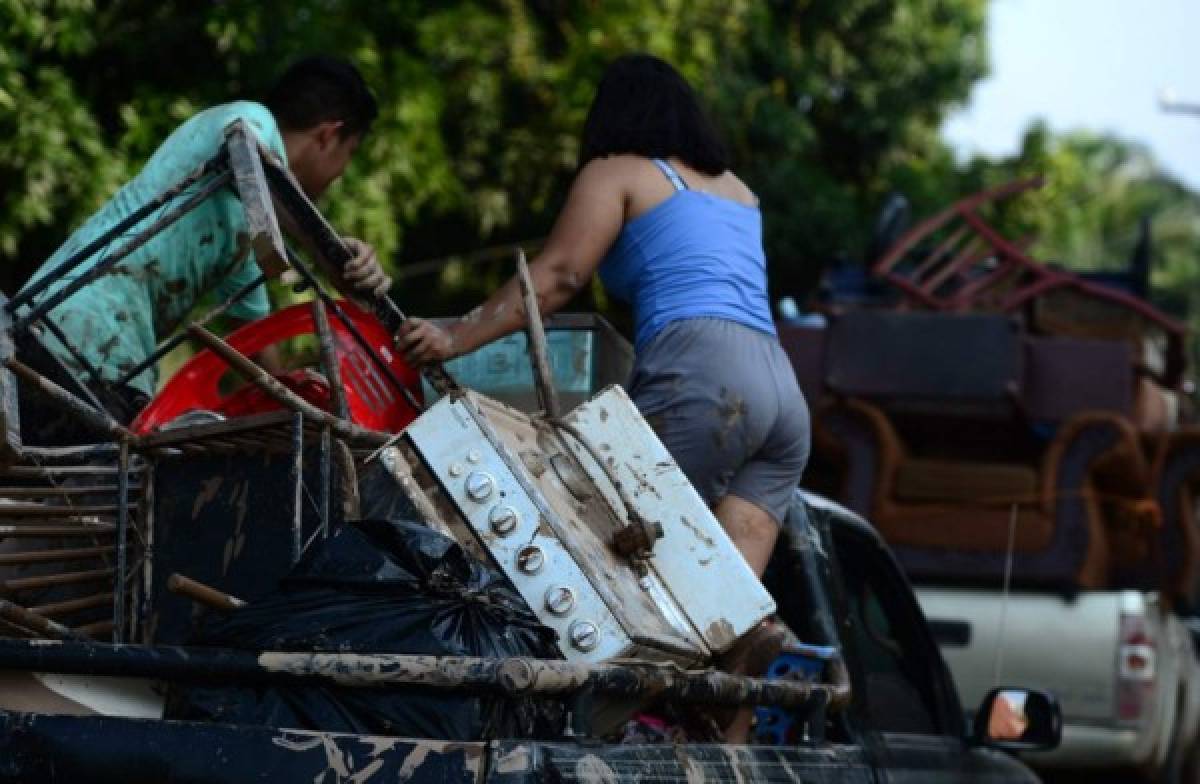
[{"left": 943, "top": 0, "right": 1200, "bottom": 189}]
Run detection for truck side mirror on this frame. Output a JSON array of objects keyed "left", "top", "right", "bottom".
[{"left": 973, "top": 688, "right": 1061, "bottom": 751}]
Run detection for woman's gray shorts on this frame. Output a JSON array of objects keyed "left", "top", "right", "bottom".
[{"left": 627, "top": 317, "right": 810, "bottom": 525}]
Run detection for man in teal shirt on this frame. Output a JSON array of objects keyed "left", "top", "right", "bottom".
[{"left": 17, "top": 56, "right": 389, "bottom": 423}]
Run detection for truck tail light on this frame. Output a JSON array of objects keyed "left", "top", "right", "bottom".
[{"left": 1116, "top": 612, "right": 1157, "bottom": 725}]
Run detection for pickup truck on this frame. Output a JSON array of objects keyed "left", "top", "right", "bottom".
[
  {"left": 0, "top": 490, "right": 1059, "bottom": 783},
  {"left": 917, "top": 586, "right": 1200, "bottom": 782}
]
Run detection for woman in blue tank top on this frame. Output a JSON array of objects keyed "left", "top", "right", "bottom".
[{"left": 398, "top": 56, "right": 810, "bottom": 726}]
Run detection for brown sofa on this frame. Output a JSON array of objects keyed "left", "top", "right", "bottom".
[{"left": 819, "top": 398, "right": 1158, "bottom": 589}]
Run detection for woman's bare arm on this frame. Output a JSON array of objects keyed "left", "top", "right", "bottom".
[{"left": 397, "top": 158, "right": 628, "bottom": 364}]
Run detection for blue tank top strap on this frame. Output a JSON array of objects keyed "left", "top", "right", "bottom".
[{"left": 651, "top": 158, "right": 689, "bottom": 191}]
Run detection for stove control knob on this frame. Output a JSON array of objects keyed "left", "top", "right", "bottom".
[
  {"left": 569, "top": 620, "right": 600, "bottom": 652},
  {"left": 489, "top": 505, "right": 519, "bottom": 536},
  {"left": 545, "top": 586, "right": 575, "bottom": 616},
  {"left": 465, "top": 471, "right": 495, "bottom": 502},
  {"left": 516, "top": 545, "right": 545, "bottom": 574}
]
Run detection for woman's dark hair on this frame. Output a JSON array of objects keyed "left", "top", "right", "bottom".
[
  {"left": 265, "top": 55, "right": 378, "bottom": 138},
  {"left": 579, "top": 54, "right": 730, "bottom": 175}
]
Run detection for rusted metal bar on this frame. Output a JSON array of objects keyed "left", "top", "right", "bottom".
[
  {"left": 0, "top": 545, "right": 112, "bottom": 566},
  {"left": 515, "top": 249, "right": 560, "bottom": 418},
  {"left": 3, "top": 567, "right": 115, "bottom": 592},
  {"left": 29, "top": 592, "right": 113, "bottom": 618},
  {"left": 37, "top": 316, "right": 109, "bottom": 391},
  {"left": 115, "top": 268, "right": 267, "bottom": 388},
  {"left": 167, "top": 574, "right": 245, "bottom": 613},
  {"left": 950, "top": 236, "right": 1035, "bottom": 305},
  {"left": 911, "top": 226, "right": 969, "bottom": 283},
  {"left": 872, "top": 177, "right": 1043, "bottom": 273},
  {"left": 311, "top": 299, "right": 349, "bottom": 420},
  {"left": 186, "top": 324, "right": 389, "bottom": 447},
  {"left": 0, "top": 600, "right": 82, "bottom": 640},
  {"left": 5, "top": 156, "right": 225, "bottom": 314},
  {"left": 114, "top": 439, "right": 130, "bottom": 642},
  {"left": 0, "top": 638, "right": 848, "bottom": 711},
  {"left": 15, "top": 170, "right": 234, "bottom": 332},
  {"left": 920, "top": 235, "right": 985, "bottom": 294},
  {"left": 5, "top": 358, "right": 135, "bottom": 442}
]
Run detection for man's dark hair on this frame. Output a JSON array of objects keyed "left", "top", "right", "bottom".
[
  {"left": 578, "top": 54, "right": 729, "bottom": 175},
  {"left": 265, "top": 55, "right": 378, "bottom": 138}
]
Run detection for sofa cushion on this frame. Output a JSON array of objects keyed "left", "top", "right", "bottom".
[{"left": 893, "top": 458, "right": 1038, "bottom": 504}]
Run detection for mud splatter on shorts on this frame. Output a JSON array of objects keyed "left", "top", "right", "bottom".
[{"left": 628, "top": 317, "right": 810, "bottom": 525}]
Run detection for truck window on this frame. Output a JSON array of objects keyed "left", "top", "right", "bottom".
[{"left": 835, "top": 536, "right": 942, "bottom": 735}]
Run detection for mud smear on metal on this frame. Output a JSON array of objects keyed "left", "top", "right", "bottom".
[
  {"left": 678, "top": 515, "right": 716, "bottom": 549},
  {"left": 705, "top": 619, "right": 736, "bottom": 651}
]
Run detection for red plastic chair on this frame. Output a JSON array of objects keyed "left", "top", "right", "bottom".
[{"left": 132, "top": 300, "right": 422, "bottom": 434}]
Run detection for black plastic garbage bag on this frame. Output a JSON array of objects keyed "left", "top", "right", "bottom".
[
  {"left": 166, "top": 519, "right": 566, "bottom": 740},
  {"left": 356, "top": 458, "right": 422, "bottom": 525}
]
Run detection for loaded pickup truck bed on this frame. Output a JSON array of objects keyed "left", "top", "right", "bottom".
[{"left": 0, "top": 493, "right": 1046, "bottom": 783}]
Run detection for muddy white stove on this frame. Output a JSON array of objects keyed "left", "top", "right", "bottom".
[{"left": 382, "top": 385, "right": 775, "bottom": 666}]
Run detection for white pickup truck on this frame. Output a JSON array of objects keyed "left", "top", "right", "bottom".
[{"left": 917, "top": 586, "right": 1200, "bottom": 782}]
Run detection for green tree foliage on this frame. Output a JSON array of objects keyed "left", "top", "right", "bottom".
[
  {"left": 5, "top": 0, "right": 1195, "bottom": 371},
  {"left": 0, "top": 0, "right": 128, "bottom": 272},
  {"left": 714, "top": 0, "right": 989, "bottom": 297},
  {"left": 0, "top": 0, "right": 985, "bottom": 311}
]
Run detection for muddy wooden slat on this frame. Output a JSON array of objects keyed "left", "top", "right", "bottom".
[
  {"left": 0, "top": 525, "right": 116, "bottom": 537},
  {"left": 0, "top": 504, "right": 121, "bottom": 518},
  {"left": 0, "top": 545, "right": 113, "bottom": 566},
  {"left": 3, "top": 567, "right": 115, "bottom": 591},
  {"left": 0, "top": 466, "right": 124, "bottom": 478},
  {"left": 0, "top": 618, "right": 35, "bottom": 638},
  {"left": 195, "top": 438, "right": 245, "bottom": 452},
  {"left": 225, "top": 119, "right": 288, "bottom": 276},
  {"left": 0, "top": 518, "right": 123, "bottom": 527},
  {"left": 312, "top": 299, "right": 350, "bottom": 420},
  {"left": 0, "top": 600, "right": 81, "bottom": 640},
  {"left": 167, "top": 574, "right": 246, "bottom": 612},
  {"left": 0, "top": 485, "right": 132, "bottom": 498},
  {"left": 77, "top": 620, "right": 114, "bottom": 639},
  {"left": 139, "top": 410, "right": 302, "bottom": 450},
  {"left": 29, "top": 593, "right": 114, "bottom": 618}
]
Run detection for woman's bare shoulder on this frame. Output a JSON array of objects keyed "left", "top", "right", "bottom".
[{"left": 726, "top": 171, "right": 761, "bottom": 207}]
